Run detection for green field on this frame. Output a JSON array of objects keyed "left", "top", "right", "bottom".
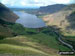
[{"left": 0, "top": 23, "right": 72, "bottom": 56}]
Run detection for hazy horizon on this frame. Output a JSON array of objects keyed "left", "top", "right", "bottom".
[{"left": 0, "top": 0, "right": 75, "bottom": 8}]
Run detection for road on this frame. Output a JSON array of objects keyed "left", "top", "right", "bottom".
[{"left": 48, "top": 27, "right": 75, "bottom": 53}]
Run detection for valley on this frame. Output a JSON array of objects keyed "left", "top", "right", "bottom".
[{"left": 0, "top": 2, "right": 75, "bottom": 56}]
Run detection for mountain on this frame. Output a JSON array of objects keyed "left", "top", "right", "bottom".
[
  {"left": 0, "top": 3, "right": 19, "bottom": 23},
  {"left": 42, "top": 4, "right": 75, "bottom": 36},
  {"left": 62, "top": 4, "right": 75, "bottom": 11},
  {"left": 0, "top": 3, "right": 19, "bottom": 37},
  {"left": 38, "top": 4, "right": 67, "bottom": 14}
]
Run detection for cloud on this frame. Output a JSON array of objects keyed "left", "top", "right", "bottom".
[
  {"left": 0, "top": 0, "right": 72, "bottom": 7},
  {"left": 21, "top": 1, "right": 27, "bottom": 6}
]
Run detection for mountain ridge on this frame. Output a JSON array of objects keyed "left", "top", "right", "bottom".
[{"left": 38, "top": 4, "right": 67, "bottom": 14}]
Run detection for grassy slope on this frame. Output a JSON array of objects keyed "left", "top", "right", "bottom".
[
  {"left": 0, "top": 36, "right": 58, "bottom": 56},
  {"left": 0, "top": 25, "right": 12, "bottom": 37},
  {"left": 0, "top": 24, "right": 72, "bottom": 56},
  {"left": 0, "top": 19, "right": 15, "bottom": 37}
]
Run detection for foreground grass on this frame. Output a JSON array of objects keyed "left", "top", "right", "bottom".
[
  {"left": 0, "top": 44, "right": 49, "bottom": 56},
  {"left": 0, "top": 32, "right": 71, "bottom": 56},
  {"left": 0, "top": 36, "right": 60, "bottom": 56},
  {"left": 0, "top": 23, "right": 73, "bottom": 56}
]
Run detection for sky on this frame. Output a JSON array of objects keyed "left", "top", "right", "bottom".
[{"left": 0, "top": 0, "right": 75, "bottom": 8}]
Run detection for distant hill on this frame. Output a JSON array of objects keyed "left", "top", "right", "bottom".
[
  {"left": 38, "top": 4, "right": 67, "bottom": 14},
  {"left": 0, "top": 3, "right": 19, "bottom": 37},
  {"left": 10, "top": 8, "right": 39, "bottom": 15},
  {"left": 62, "top": 4, "right": 75, "bottom": 11},
  {"left": 42, "top": 4, "right": 75, "bottom": 36},
  {"left": 11, "top": 4, "right": 66, "bottom": 15}
]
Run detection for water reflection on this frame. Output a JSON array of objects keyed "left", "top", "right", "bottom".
[{"left": 14, "top": 11, "right": 46, "bottom": 28}]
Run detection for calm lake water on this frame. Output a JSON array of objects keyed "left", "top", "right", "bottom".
[{"left": 14, "top": 11, "right": 46, "bottom": 28}]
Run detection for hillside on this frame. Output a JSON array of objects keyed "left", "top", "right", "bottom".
[
  {"left": 42, "top": 4, "right": 75, "bottom": 36},
  {"left": 40, "top": 4, "right": 75, "bottom": 53},
  {"left": 0, "top": 3, "right": 19, "bottom": 23},
  {"left": 62, "top": 4, "right": 75, "bottom": 11},
  {"left": 0, "top": 3, "right": 19, "bottom": 37},
  {"left": 66, "top": 11, "right": 75, "bottom": 29},
  {"left": 0, "top": 26, "right": 72, "bottom": 56},
  {"left": 37, "top": 4, "right": 66, "bottom": 14}
]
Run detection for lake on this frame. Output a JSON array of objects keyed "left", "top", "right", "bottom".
[{"left": 14, "top": 11, "right": 46, "bottom": 28}]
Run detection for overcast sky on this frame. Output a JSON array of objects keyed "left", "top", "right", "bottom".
[{"left": 0, "top": 0, "right": 75, "bottom": 8}]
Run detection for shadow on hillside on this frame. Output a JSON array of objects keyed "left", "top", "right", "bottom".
[
  {"left": 0, "top": 35, "right": 6, "bottom": 40},
  {"left": 64, "top": 36, "right": 75, "bottom": 50},
  {"left": 66, "top": 11, "right": 75, "bottom": 30}
]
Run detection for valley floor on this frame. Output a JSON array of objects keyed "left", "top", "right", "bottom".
[{"left": 0, "top": 24, "right": 74, "bottom": 56}]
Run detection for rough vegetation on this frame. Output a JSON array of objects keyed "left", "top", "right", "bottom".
[
  {"left": 0, "top": 3, "right": 19, "bottom": 37},
  {"left": 41, "top": 4, "right": 75, "bottom": 36},
  {"left": 0, "top": 3, "right": 75, "bottom": 56}
]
